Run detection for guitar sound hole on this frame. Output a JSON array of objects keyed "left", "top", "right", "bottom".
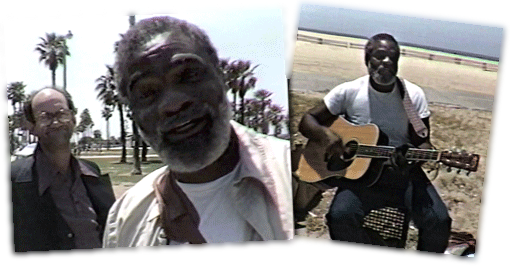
[{"left": 344, "top": 141, "right": 358, "bottom": 160}]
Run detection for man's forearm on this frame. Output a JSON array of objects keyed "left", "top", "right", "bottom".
[{"left": 299, "top": 113, "right": 332, "bottom": 145}]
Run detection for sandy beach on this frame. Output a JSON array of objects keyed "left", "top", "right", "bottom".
[{"left": 293, "top": 30, "right": 499, "bottom": 96}]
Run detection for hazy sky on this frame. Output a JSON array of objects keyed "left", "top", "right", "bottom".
[
  {"left": 3, "top": 8, "right": 288, "bottom": 138},
  {"left": 299, "top": 3, "right": 503, "bottom": 60}
]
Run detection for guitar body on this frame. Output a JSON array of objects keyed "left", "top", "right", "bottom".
[
  {"left": 296, "top": 117, "right": 382, "bottom": 183},
  {"left": 296, "top": 116, "right": 480, "bottom": 184}
]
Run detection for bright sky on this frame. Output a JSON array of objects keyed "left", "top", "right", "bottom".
[{"left": 3, "top": 9, "right": 288, "bottom": 138}]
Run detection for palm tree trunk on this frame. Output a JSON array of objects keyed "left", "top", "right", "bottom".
[
  {"left": 106, "top": 118, "right": 110, "bottom": 150},
  {"left": 51, "top": 69, "right": 56, "bottom": 87},
  {"left": 118, "top": 103, "right": 127, "bottom": 163},
  {"left": 260, "top": 102, "right": 267, "bottom": 133},
  {"left": 240, "top": 95, "right": 245, "bottom": 125},
  {"left": 131, "top": 120, "right": 142, "bottom": 175},
  {"left": 63, "top": 56, "right": 67, "bottom": 91},
  {"left": 141, "top": 141, "right": 148, "bottom": 162},
  {"left": 232, "top": 93, "right": 237, "bottom": 122}
]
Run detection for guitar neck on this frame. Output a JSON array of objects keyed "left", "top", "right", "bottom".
[{"left": 357, "top": 145, "right": 441, "bottom": 161}]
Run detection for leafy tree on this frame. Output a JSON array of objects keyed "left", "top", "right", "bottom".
[
  {"left": 76, "top": 108, "right": 94, "bottom": 137},
  {"left": 78, "top": 136, "right": 93, "bottom": 151},
  {"left": 9, "top": 115, "right": 21, "bottom": 155},
  {"left": 93, "top": 129, "right": 102, "bottom": 140}
]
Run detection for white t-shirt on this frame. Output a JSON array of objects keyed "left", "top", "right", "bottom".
[
  {"left": 324, "top": 75, "right": 430, "bottom": 147},
  {"left": 176, "top": 163, "right": 256, "bottom": 243}
]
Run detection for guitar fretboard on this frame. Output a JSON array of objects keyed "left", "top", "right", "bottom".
[{"left": 355, "top": 145, "right": 440, "bottom": 161}]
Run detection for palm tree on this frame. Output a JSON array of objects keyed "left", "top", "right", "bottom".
[
  {"left": 7, "top": 82, "right": 27, "bottom": 146},
  {"left": 128, "top": 14, "right": 142, "bottom": 175},
  {"left": 62, "top": 31, "right": 73, "bottom": 91},
  {"left": 7, "top": 82, "right": 26, "bottom": 113},
  {"left": 238, "top": 76, "right": 257, "bottom": 125},
  {"left": 243, "top": 98, "right": 261, "bottom": 129},
  {"left": 35, "top": 33, "right": 66, "bottom": 87},
  {"left": 219, "top": 59, "right": 259, "bottom": 125},
  {"left": 266, "top": 104, "right": 285, "bottom": 136},
  {"left": 102, "top": 106, "right": 113, "bottom": 150},
  {"left": 254, "top": 89, "right": 273, "bottom": 134},
  {"left": 220, "top": 59, "right": 239, "bottom": 119},
  {"left": 95, "top": 65, "right": 128, "bottom": 163}
]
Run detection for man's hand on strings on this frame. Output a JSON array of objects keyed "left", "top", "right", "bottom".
[{"left": 390, "top": 143, "right": 415, "bottom": 176}]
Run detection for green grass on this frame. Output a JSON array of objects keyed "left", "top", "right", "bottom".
[
  {"left": 81, "top": 156, "right": 165, "bottom": 184},
  {"left": 76, "top": 148, "right": 158, "bottom": 156}
]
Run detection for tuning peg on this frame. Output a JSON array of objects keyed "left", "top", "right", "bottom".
[
  {"left": 446, "top": 167, "right": 452, "bottom": 173},
  {"left": 457, "top": 169, "right": 461, "bottom": 174},
  {"left": 466, "top": 171, "right": 471, "bottom": 176}
]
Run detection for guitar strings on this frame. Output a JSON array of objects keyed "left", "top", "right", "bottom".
[{"left": 356, "top": 145, "right": 440, "bottom": 160}]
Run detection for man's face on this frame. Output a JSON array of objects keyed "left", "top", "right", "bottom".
[
  {"left": 125, "top": 33, "right": 231, "bottom": 173},
  {"left": 30, "top": 89, "right": 75, "bottom": 148},
  {"left": 367, "top": 39, "right": 399, "bottom": 86}
]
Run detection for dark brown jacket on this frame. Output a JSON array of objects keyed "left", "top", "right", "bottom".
[{"left": 11, "top": 150, "right": 115, "bottom": 252}]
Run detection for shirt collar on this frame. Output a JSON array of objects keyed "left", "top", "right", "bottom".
[
  {"left": 152, "top": 121, "right": 273, "bottom": 219},
  {"left": 35, "top": 144, "right": 99, "bottom": 196}
]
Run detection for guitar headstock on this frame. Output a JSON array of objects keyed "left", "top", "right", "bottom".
[{"left": 439, "top": 150, "right": 479, "bottom": 173}]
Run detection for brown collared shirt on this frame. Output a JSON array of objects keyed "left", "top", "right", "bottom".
[{"left": 35, "top": 149, "right": 101, "bottom": 249}]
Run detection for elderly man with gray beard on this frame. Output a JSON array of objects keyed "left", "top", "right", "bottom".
[{"left": 102, "top": 16, "right": 293, "bottom": 246}]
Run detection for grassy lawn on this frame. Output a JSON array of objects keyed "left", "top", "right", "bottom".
[
  {"left": 80, "top": 155, "right": 165, "bottom": 185},
  {"left": 75, "top": 147, "right": 158, "bottom": 157}
]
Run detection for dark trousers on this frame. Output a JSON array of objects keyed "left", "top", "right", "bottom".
[{"left": 325, "top": 167, "right": 451, "bottom": 253}]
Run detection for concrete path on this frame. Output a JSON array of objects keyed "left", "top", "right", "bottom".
[{"left": 291, "top": 71, "right": 494, "bottom": 111}]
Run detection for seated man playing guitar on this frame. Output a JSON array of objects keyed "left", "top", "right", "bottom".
[{"left": 298, "top": 33, "right": 452, "bottom": 253}]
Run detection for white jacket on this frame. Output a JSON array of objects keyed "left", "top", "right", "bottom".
[{"left": 103, "top": 121, "right": 293, "bottom": 247}]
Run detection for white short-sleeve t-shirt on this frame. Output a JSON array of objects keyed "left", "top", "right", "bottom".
[
  {"left": 323, "top": 75, "right": 430, "bottom": 147},
  {"left": 176, "top": 163, "right": 256, "bottom": 243}
]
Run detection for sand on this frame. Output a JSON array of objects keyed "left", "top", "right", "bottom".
[{"left": 293, "top": 31, "right": 499, "bottom": 96}]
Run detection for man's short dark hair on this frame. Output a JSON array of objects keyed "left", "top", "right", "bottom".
[
  {"left": 114, "top": 16, "right": 220, "bottom": 100},
  {"left": 23, "top": 86, "right": 76, "bottom": 124},
  {"left": 364, "top": 33, "right": 400, "bottom": 66}
]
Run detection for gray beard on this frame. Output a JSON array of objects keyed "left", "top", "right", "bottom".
[
  {"left": 371, "top": 71, "right": 396, "bottom": 86},
  {"left": 140, "top": 98, "right": 233, "bottom": 173}
]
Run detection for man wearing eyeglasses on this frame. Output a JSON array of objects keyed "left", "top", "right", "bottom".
[{"left": 10, "top": 87, "right": 116, "bottom": 252}]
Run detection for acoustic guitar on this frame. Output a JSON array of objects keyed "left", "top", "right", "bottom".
[{"left": 296, "top": 116, "right": 480, "bottom": 183}]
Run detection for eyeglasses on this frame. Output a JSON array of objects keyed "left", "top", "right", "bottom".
[{"left": 36, "top": 109, "right": 73, "bottom": 126}]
